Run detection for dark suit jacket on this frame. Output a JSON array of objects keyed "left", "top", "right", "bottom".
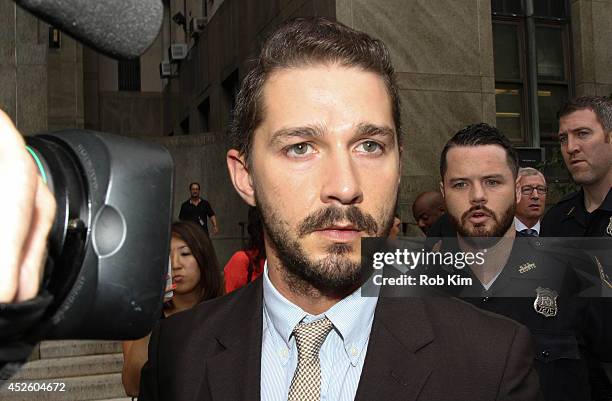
[{"left": 139, "top": 277, "right": 541, "bottom": 401}]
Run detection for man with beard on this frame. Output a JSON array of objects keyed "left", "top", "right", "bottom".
[
  {"left": 434, "top": 123, "right": 611, "bottom": 401},
  {"left": 137, "top": 18, "right": 540, "bottom": 401}
]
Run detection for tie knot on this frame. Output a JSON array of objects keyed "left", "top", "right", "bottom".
[
  {"left": 520, "top": 228, "right": 537, "bottom": 237},
  {"left": 292, "top": 317, "right": 333, "bottom": 359}
]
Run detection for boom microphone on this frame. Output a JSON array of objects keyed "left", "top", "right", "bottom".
[{"left": 14, "top": 0, "right": 163, "bottom": 59}]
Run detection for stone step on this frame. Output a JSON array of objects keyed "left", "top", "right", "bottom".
[
  {"left": 12, "top": 353, "right": 124, "bottom": 380},
  {"left": 0, "top": 373, "right": 127, "bottom": 401},
  {"left": 39, "top": 340, "right": 123, "bottom": 359},
  {"left": 93, "top": 399, "right": 132, "bottom": 401},
  {"left": 93, "top": 399, "right": 133, "bottom": 401}
]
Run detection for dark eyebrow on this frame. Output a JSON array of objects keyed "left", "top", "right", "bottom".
[
  {"left": 482, "top": 174, "right": 505, "bottom": 180},
  {"left": 356, "top": 123, "right": 396, "bottom": 140},
  {"left": 559, "top": 126, "right": 593, "bottom": 136},
  {"left": 448, "top": 174, "right": 505, "bottom": 183},
  {"left": 269, "top": 125, "right": 325, "bottom": 146},
  {"left": 448, "top": 177, "right": 467, "bottom": 183}
]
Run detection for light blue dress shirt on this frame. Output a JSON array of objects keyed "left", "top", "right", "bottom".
[{"left": 261, "top": 263, "right": 378, "bottom": 401}]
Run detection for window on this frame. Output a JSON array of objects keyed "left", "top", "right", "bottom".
[
  {"left": 492, "top": 0, "right": 571, "bottom": 146},
  {"left": 118, "top": 58, "right": 141, "bottom": 91}
]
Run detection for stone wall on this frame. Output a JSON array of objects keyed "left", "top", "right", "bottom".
[
  {"left": 571, "top": 0, "right": 612, "bottom": 97},
  {"left": 46, "top": 33, "right": 84, "bottom": 131},
  {"left": 0, "top": 3, "right": 47, "bottom": 135},
  {"left": 98, "top": 91, "right": 164, "bottom": 137}
]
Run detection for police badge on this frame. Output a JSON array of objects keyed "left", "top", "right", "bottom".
[{"left": 534, "top": 287, "right": 558, "bottom": 317}]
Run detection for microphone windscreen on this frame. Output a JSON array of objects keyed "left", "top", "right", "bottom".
[{"left": 15, "top": 0, "right": 163, "bottom": 59}]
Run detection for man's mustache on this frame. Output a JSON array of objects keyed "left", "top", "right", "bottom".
[
  {"left": 461, "top": 205, "right": 498, "bottom": 223},
  {"left": 297, "top": 206, "right": 378, "bottom": 236}
]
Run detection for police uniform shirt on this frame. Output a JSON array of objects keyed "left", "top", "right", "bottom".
[
  {"left": 540, "top": 188, "right": 612, "bottom": 400},
  {"left": 541, "top": 188, "right": 612, "bottom": 238},
  {"left": 431, "top": 234, "right": 611, "bottom": 401}
]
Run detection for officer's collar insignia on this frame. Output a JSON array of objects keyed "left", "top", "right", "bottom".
[
  {"left": 606, "top": 216, "right": 612, "bottom": 236},
  {"left": 566, "top": 206, "right": 575, "bottom": 216},
  {"left": 518, "top": 262, "right": 536, "bottom": 274},
  {"left": 534, "top": 287, "right": 558, "bottom": 317}
]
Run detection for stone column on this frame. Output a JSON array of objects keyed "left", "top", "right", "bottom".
[
  {"left": 571, "top": 0, "right": 612, "bottom": 97},
  {"left": 0, "top": 3, "right": 48, "bottom": 135}
]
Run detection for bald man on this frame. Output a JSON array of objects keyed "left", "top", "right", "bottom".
[{"left": 412, "top": 191, "right": 445, "bottom": 234}]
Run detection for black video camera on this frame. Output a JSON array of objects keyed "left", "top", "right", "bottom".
[{"left": 25, "top": 131, "right": 173, "bottom": 339}]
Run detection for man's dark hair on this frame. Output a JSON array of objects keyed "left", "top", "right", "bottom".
[
  {"left": 230, "top": 17, "right": 401, "bottom": 162},
  {"left": 557, "top": 95, "right": 612, "bottom": 133},
  {"left": 189, "top": 182, "right": 200, "bottom": 190},
  {"left": 440, "top": 123, "right": 519, "bottom": 179}
]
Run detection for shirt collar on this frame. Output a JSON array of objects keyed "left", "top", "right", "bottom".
[
  {"left": 262, "top": 261, "right": 378, "bottom": 366},
  {"left": 513, "top": 217, "right": 540, "bottom": 234},
  {"left": 600, "top": 188, "right": 612, "bottom": 212}
]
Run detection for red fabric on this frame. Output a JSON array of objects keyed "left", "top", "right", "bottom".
[{"left": 223, "top": 249, "right": 264, "bottom": 293}]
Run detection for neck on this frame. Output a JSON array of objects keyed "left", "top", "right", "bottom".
[
  {"left": 458, "top": 224, "right": 516, "bottom": 286},
  {"left": 170, "top": 290, "right": 200, "bottom": 314},
  {"left": 190, "top": 197, "right": 200, "bottom": 203},
  {"left": 267, "top": 256, "right": 349, "bottom": 316},
  {"left": 583, "top": 174, "right": 612, "bottom": 212},
  {"left": 516, "top": 215, "right": 538, "bottom": 229}
]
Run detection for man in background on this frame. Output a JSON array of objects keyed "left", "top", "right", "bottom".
[
  {"left": 411, "top": 190, "right": 445, "bottom": 234},
  {"left": 178, "top": 182, "right": 219, "bottom": 235},
  {"left": 514, "top": 167, "right": 547, "bottom": 236},
  {"left": 541, "top": 96, "right": 611, "bottom": 237},
  {"left": 436, "top": 122, "right": 611, "bottom": 401},
  {"left": 540, "top": 95, "right": 612, "bottom": 401}
]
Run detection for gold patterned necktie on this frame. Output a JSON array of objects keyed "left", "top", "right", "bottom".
[{"left": 287, "top": 317, "right": 334, "bottom": 401}]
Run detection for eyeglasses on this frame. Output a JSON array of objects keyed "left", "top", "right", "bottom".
[{"left": 521, "top": 185, "right": 548, "bottom": 196}]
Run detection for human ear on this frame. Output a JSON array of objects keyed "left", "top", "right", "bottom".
[{"left": 226, "top": 149, "right": 256, "bottom": 206}]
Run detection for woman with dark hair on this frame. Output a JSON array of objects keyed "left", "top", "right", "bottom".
[
  {"left": 167, "top": 221, "right": 223, "bottom": 307},
  {"left": 224, "top": 206, "right": 266, "bottom": 293},
  {"left": 121, "top": 221, "right": 223, "bottom": 397}
]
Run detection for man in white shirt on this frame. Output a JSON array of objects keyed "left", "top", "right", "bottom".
[{"left": 514, "top": 167, "right": 547, "bottom": 236}]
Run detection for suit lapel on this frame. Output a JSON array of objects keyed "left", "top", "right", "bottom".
[
  {"left": 355, "top": 297, "right": 435, "bottom": 401},
  {"left": 201, "top": 278, "right": 264, "bottom": 401}
]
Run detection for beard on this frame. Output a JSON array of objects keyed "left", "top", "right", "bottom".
[
  {"left": 256, "top": 194, "right": 395, "bottom": 296},
  {"left": 448, "top": 202, "right": 515, "bottom": 248}
]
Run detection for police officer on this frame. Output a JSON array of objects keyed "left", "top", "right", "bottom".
[
  {"left": 432, "top": 123, "right": 611, "bottom": 401},
  {"left": 540, "top": 96, "right": 611, "bottom": 238},
  {"left": 540, "top": 96, "right": 612, "bottom": 401}
]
